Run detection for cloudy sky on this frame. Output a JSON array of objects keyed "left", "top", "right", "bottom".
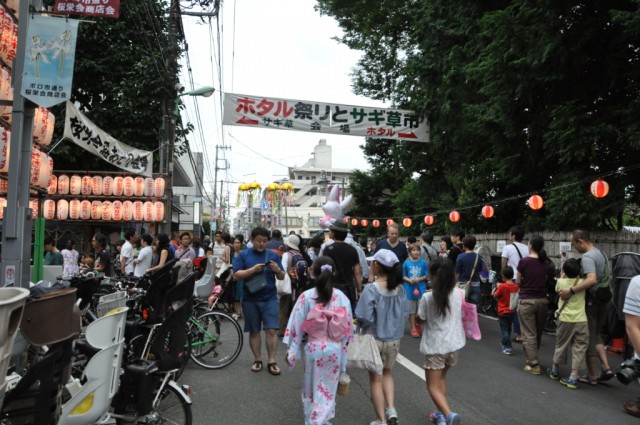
[{"left": 179, "top": 0, "right": 384, "bottom": 220}]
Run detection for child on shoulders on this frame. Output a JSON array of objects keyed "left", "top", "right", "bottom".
[
  {"left": 492, "top": 266, "right": 519, "bottom": 355},
  {"left": 547, "top": 258, "right": 587, "bottom": 389},
  {"left": 403, "top": 243, "right": 429, "bottom": 338}
]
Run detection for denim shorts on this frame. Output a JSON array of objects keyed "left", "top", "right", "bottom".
[{"left": 242, "top": 298, "right": 279, "bottom": 333}]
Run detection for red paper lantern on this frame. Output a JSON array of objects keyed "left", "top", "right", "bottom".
[
  {"left": 343, "top": 216, "right": 349, "bottom": 224},
  {"left": 386, "top": 218, "right": 395, "bottom": 227},
  {"left": 402, "top": 217, "right": 412, "bottom": 227},
  {"left": 372, "top": 219, "right": 380, "bottom": 228},
  {"left": 481, "top": 205, "right": 494, "bottom": 218},
  {"left": 361, "top": 219, "right": 369, "bottom": 227},
  {"left": 528, "top": 195, "right": 544, "bottom": 210},
  {"left": 424, "top": 215, "right": 434, "bottom": 226},
  {"left": 351, "top": 218, "right": 359, "bottom": 226},
  {"left": 590, "top": 179, "right": 609, "bottom": 198},
  {"left": 449, "top": 210, "right": 461, "bottom": 222}
]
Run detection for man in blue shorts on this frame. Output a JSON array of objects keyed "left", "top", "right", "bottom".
[{"left": 233, "top": 227, "right": 286, "bottom": 376}]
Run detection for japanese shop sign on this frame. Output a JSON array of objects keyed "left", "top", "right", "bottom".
[
  {"left": 21, "top": 16, "right": 79, "bottom": 108},
  {"left": 54, "top": 0, "right": 120, "bottom": 18},
  {"left": 63, "top": 101, "right": 152, "bottom": 176},
  {"left": 223, "top": 93, "right": 430, "bottom": 143}
]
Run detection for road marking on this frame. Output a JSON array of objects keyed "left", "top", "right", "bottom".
[
  {"left": 478, "top": 313, "right": 498, "bottom": 321},
  {"left": 396, "top": 354, "right": 426, "bottom": 381}
]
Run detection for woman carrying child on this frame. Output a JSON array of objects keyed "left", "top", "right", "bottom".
[
  {"left": 284, "top": 256, "right": 353, "bottom": 425},
  {"left": 417, "top": 257, "right": 464, "bottom": 425}
]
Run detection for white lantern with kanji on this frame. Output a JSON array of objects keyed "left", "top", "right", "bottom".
[
  {"left": 102, "top": 176, "right": 113, "bottom": 196},
  {"left": 122, "top": 201, "right": 133, "bottom": 221},
  {"left": 113, "top": 176, "right": 124, "bottom": 196},
  {"left": 69, "top": 199, "right": 80, "bottom": 219},
  {"left": 0, "top": 126, "right": 9, "bottom": 173},
  {"left": 134, "top": 177, "right": 144, "bottom": 197},
  {"left": 123, "top": 176, "right": 134, "bottom": 197},
  {"left": 29, "top": 149, "right": 52, "bottom": 189},
  {"left": 91, "top": 201, "right": 102, "bottom": 220},
  {"left": 29, "top": 199, "right": 38, "bottom": 219},
  {"left": 0, "top": 66, "right": 12, "bottom": 120},
  {"left": 32, "top": 107, "right": 55, "bottom": 146},
  {"left": 43, "top": 199, "right": 55, "bottom": 220},
  {"left": 143, "top": 201, "right": 153, "bottom": 222},
  {"left": 112, "top": 200, "right": 123, "bottom": 221},
  {"left": 69, "top": 175, "right": 82, "bottom": 195},
  {"left": 133, "top": 201, "right": 144, "bottom": 221},
  {"left": 47, "top": 175, "right": 57, "bottom": 195},
  {"left": 0, "top": 197, "right": 6, "bottom": 220},
  {"left": 0, "top": 12, "right": 17, "bottom": 71},
  {"left": 154, "top": 177, "right": 165, "bottom": 197},
  {"left": 91, "top": 175, "right": 103, "bottom": 195},
  {"left": 0, "top": 179, "right": 6, "bottom": 193},
  {"left": 144, "top": 177, "right": 154, "bottom": 197},
  {"left": 58, "top": 174, "right": 70, "bottom": 194},
  {"left": 29, "top": 149, "right": 42, "bottom": 188},
  {"left": 153, "top": 201, "right": 164, "bottom": 222},
  {"left": 81, "top": 175, "right": 92, "bottom": 196},
  {"left": 101, "top": 201, "right": 112, "bottom": 221},
  {"left": 56, "top": 199, "right": 69, "bottom": 220},
  {"left": 80, "top": 200, "right": 91, "bottom": 220}
]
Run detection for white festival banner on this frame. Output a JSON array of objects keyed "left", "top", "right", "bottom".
[
  {"left": 223, "top": 93, "right": 429, "bottom": 143},
  {"left": 63, "top": 101, "right": 152, "bottom": 176}
]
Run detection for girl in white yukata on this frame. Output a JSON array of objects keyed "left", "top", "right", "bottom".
[{"left": 284, "top": 256, "right": 353, "bottom": 425}]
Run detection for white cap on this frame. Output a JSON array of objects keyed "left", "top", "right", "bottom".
[{"left": 366, "top": 249, "right": 399, "bottom": 268}]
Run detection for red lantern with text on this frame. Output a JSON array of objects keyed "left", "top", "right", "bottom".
[
  {"left": 481, "top": 205, "right": 494, "bottom": 219},
  {"left": 80, "top": 201, "right": 91, "bottom": 220},
  {"left": 43, "top": 200, "right": 55, "bottom": 220},
  {"left": 69, "top": 199, "right": 80, "bottom": 220},
  {"left": 351, "top": 218, "right": 359, "bottom": 226},
  {"left": 449, "top": 210, "right": 461, "bottom": 223},
  {"left": 361, "top": 219, "right": 369, "bottom": 227},
  {"left": 153, "top": 202, "right": 164, "bottom": 222},
  {"left": 386, "top": 219, "right": 395, "bottom": 227},
  {"left": 343, "top": 216, "right": 349, "bottom": 224},
  {"left": 144, "top": 177, "right": 154, "bottom": 197},
  {"left": 424, "top": 215, "right": 434, "bottom": 226},
  {"left": 102, "top": 176, "right": 114, "bottom": 196},
  {"left": 112, "top": 201, "right": 123, "bottom": 221},
  {"left": 528, "top": 195, "right": 544, "bottom": 210},
  {"left": 92, "top": 176, "right": 103, "bottom": 196},
  {"left": 590, "top": 179, "right": 609, "bottom": 198},
  {"left": 122, "top": 201, "right": 134, "bottom": 221},
  {"left": 402, "top": 217, "right": 412, "bottom": 227},
  {"left": 373, "top": 219, "right": 380, "bottom": 228}
]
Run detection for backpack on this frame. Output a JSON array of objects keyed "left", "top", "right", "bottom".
[{"left": 288, "top": 251, "right": 309, "bottom": 292}]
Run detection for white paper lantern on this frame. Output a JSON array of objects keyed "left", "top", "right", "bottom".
[
  {"left": 91, "top": 201, "right": 102, "bottom": 220},
  {"left": 29, "top": 149, "right": 42, "bottom": 188},
  {"left": 58, "top": 175, "right": 69, "bottom": 194},
  {"left": 113, "top": 176, "right": 124, "bottom": 196},
  {"left": 81, "top": 175, "right": 92, "bottom": 196},
  {"left": 122, "top": 200, "right": 133, "bottom": 221},
  {"left": 43, "top": 199, "right": 55, "bottom": 220},
  {"left": 69, "top": 175, "right": 82, "bottom": 195},
  {"left": 80, "top": 200, "right": 91, "bottom": 220},
  {"left": 134, "top": 177, "right": 144, "bottom": 197},
  {"left": 0, "top": 126, "right": 10, "bottom": 173},
  {"left": 0, "top": 12, "right": 17, "bottom": 70},
  {"left": 154, "top": 177, "right": 165, "bottom": 197},
  {"left": 143, "top": 201, "right": 153, "bottom": 222},
  {"left": 144, "top": 177, "right": 154, "bottom": 197},
  {"left": 56, "top": 199, "right": 69, "bottom": 220},
  {"left": 112, "top": 200, "right": 123, "bottom": 221},
  {"left": 69, "top": 199, "right": 80, "bottom": 219},
  {"left": 102, "top": 175, "right": 113, "bottom": 196},
  {"left": 123, "top": 176, "right": 134, "bottom": 197},
  {"left": 47, "top": 175, "right": 57, "bottom": 195},
  {"left": 0, "top": 66, "right": 12, "bottom": 121},
  {"left": 153, "top": 201, "right": 164, "bottom": 222},
  {"left": 92, "top": 176, "right": 103, "bottom": 195},
  {"left": 0, "top": 179, "right": 6, "bottom": 193},
  {"left": 29, "top": 199, "right": 38, "bottom": 219},
  {"left": 133, "top": 201, "right": 143, "bottom": 221},
  {"left": 0, "top": 197, "right": 6, "bottom": 220},
  {"left": 101, "top": 201, "right": 112, "bottom": 221},
  {"left": 32, "top": 107, "right": 55, "bottom": 146},
  {"left": 28, "top": 149, "right": 51, "bottom": 189}
]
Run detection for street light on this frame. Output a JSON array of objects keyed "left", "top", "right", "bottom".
[{"left": 173, "top": 86, "right": 216, "bottom": 115}]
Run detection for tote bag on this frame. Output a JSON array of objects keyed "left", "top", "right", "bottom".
[
  {"left": 459, "top": 289, "right": 481, "bottom": 341},
  {"left": 509, "top": 291, "right": 520, "bottom": 311},
  {"left": 347, "top": 330, "right": 383, "bottom": 375}
]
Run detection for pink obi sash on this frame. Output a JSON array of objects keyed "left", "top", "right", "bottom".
[{"left": 301, "top": 304, "right": 351, "bottom": 343}]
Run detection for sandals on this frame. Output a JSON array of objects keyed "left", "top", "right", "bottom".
[
  {"left": 251, "top": 360, "right": 263, "bottom": 372},
  {"left": 597, "top": 369, "right": 615, "bottom": 382},
  {"left": 267, "top": 362, "right": 281, "bottom": 376},
  {"left": 578, "top": 375, "right": 598, "bottom": 386}
]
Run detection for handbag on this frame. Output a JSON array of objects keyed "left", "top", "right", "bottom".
[
  {"left": 245, "top": 272, "right": 268, "bottom": 294},
  {"left": 276, "top": 273, "right": 292, "bottom": 295},
  {"left": 459, "top": 289, "right": 481, "bottom": 341},
  {"left": 509, "top": 290, "right": 520, "bottom": 311},
  {"left": 347, "top": 328, "right": 383, "bottom": 375}
]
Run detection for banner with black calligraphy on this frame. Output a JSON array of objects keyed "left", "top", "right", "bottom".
[
  {"left": 222, "top": 93, "right": 430, "bottom": 143},
  {"left": 21, "top": 16, "right": 79, "bottom": 108},
  {"left": 63, "top": 101, "right": 152, "bottom": 177}
]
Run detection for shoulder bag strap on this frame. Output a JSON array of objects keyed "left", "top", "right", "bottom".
[
  {"left": 512, "top": 243, "right": 523, "bottom": 259},
  {"left": 557, "top": 277, "right": 580, "bottom": 316},
  {"left": 466, "top": 254, "right": 479, "bottom": 285}
]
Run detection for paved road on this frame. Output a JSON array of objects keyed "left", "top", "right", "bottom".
[{"left": 181, "top": 314, "right": 640, "bottom": 424}]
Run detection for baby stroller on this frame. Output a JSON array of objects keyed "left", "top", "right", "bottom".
[{"left": 608, "top": 252, "right": 640, "bottom": 359}]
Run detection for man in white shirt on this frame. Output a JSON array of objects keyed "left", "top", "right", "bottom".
[
  {"left": 134, "top": 234, "right": 153, "bottom": 277},
  {"left": 120, "top": 229, "right": 138, "bottom": 275},
  {"left": 501, "top": 226, "right": 529, "bottom": 271}
]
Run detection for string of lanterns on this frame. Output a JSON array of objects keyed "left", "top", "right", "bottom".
[{"left": 344, "top": 178, "right": 612, "bottom": 228}]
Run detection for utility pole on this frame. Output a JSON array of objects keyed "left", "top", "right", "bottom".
[{"left": 212, "top": 145, "right": 230, "bottom": 232}]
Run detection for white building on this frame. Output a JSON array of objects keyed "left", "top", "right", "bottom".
[{"left": 235, "top": 139, "right": 356, "bottom": 238}]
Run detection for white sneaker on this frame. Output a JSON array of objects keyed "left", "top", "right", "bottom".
[{"left": 369, "top": 421, "right": 387, "bottom": 425}]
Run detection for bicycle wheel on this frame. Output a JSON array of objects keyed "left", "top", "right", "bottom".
[
  {"left": 189, "top": 311, "right": 243, "bottom": 369},
  {"left": 152, "top": 384, "right": 192, "bottom": 425}
]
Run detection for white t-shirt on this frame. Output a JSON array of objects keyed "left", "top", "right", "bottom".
[
  {"left": 121, "top": 241, "right": 135, "bottom": 274},
  {"left": 502, "top": 242, "right": 529, "bottom": 270},
  {"left": 134, "top": 245, "right": 153, "bottom": 277},
  {"left": 418, "top": 289, "right": 466, "bottom": 355}
]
